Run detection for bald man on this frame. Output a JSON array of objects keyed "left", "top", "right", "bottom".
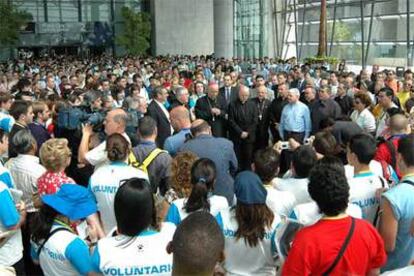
[
  {"left": 195, "top": 82, "right": 227, "bottom": 137},
  {"left": 228, "top": 85, "right": 258, "bottom": 170},
  {"left": 78, "top": 108, "right": 130, "bottom": 169},
  {"left": 164, "top": 106, "right": 192, "bottom": 156}
]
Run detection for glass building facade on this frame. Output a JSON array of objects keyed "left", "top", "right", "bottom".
[
  {"left": 13, "top": 0, "right": 148, "bottom": 56},
  {"left": 235, "top": 0, "right": 414, "bottom": 66}
]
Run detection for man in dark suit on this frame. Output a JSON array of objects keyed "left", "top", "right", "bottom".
[
  {"left": 251, "top": 85, "right": 271, "bottom": 150},
  {"left": 195, "top": 82, "right": 227, "bottom": 137},
  {"left": 219, "top": 74, "right": 239, "bottom": 108},
  {"left": 228, "top": 85, "right": 258, "bottom": 171},
  {"left": 147, "top": 86, "right": 172, "bottom": 148},
  {"left": 179, "top": 119, "right": 238, "bottom": 205}
]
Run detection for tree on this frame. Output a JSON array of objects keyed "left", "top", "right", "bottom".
[
  {"left": 116, "top": 6, "right": 151, "bottom": 56},
  {"left": 317, "top": 0, "right": 327, "bottom": 57},
  {"left": 0, "top": 2, "right": 32, "bottom": 47}
]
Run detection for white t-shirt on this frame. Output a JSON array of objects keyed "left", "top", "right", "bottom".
[
  {"left": 345, "top": 160, "right": 384, "bottom": 180},
  {"left": 89, "top": 162, "right": 148, "bottom": 234},
  {"left": 264, "top": 185, "right": 296, "bottom": 217},
  {"left": 165, "top": 195, "right": 228, "bottom": 225},
  {"left": 92, "top": 223, "right": 176, "bottom": 276},
  {"left": 85, "top": 133, "right": 131, "bottom": 170},
  {"left": 31, "top": 224, "right": 93, "bottom": 276},
  {"left": 216, "top": 208, "right": 280, "bottom": 276},
  {"left": 272, "top": 177, "right": 311, "bottom": 205},
  {"left": 290, "top": 201, "right": 362, "bottom": 226},
  {"left": 348, "top": 171, "right": 388, "bottom": 224}
]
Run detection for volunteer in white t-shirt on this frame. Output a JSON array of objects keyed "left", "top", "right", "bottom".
[
  {"left": 272, "top": 146, "right": 317, "bottom": 206},
  {"left": 0, "top": 181, "right": 26, "bottom": 275},
  {"left": 30, "top": 184, "right": 97, "bottom": 276},
  {"left": 78, "top": 108, "right": 130, "bottom": 170},
  {"left": 347, "top": 134, "right": 388, "bottom": 224},
  {"left": 216, "top": 171, "right": 280, "bottom": 276},
  {"left": 165, "top": 158, "right": 228, "bottom": 225},
  {"left": 91, "top": 178, "right": 175, "bottom": 276},
  {"left": 89, "top": 133, "right": 148, "bottom": 234},
  {"left": 252, "top": 148, "right": 295, "bottom": 217}
]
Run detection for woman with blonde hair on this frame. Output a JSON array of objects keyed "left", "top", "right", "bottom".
[{"left": 37, "top": 138, "right": 74, "bottom": 196}]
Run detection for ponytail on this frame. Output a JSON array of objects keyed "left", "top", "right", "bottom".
[{"left": 184, "top": 178, "right": 210, "bottom": 213}]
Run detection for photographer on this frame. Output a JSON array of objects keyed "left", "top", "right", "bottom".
[{"left": 78, "top": 108, "right": 129, "bottom": 170}]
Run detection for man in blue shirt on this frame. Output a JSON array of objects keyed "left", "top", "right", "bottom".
[
  {"left": 379, "top": 134, "right": 414, "bottom": 272},
  {"left": 164, "top": 106, "right": 191, "bottom": 156},
  {"left": 279, "top": 88, "right": 311, "bottom": 143}
]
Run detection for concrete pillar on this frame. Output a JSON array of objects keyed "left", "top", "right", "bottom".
[{"left": 214, "top": 0, "right": 234, "bottom": 58}]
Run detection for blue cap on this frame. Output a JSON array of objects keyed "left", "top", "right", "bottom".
[
  {"left": 234, "top": 171, "right": 267, "bottom": 205},
  {"left": 41, "top": 184, "right": 97, "bottom": 220}
]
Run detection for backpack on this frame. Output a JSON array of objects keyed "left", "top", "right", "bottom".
[{"left": 128, "top": 148, "right": 166, "bottom": 174}]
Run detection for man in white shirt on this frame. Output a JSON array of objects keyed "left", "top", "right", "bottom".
[
  {"left": 273, "top": 146, "right": 317, "bottom": 205},
  {"left": 347, "top": 133, "right": 387, "bottom": 224},
  {"left": 78, "top": 108, "right": 129, "bottom": 170},
  {"left": 5, "top": 129, "right": 45, "bottom": 274}
]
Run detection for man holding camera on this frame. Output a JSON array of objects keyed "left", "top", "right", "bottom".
[{"left": 78, "top": 108, "right": 129, "bottom": 170}]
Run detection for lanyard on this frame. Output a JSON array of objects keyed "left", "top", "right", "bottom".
[{"left": 53, "top": 219, "right": 74, "bottom": 233}]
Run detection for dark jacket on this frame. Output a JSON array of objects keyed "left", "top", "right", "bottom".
[
  {"left": 228, "top": 99, "right": 258, "bottom": 143},
  {"left": 195, "top": 95, "right": 227, "bottom": 137},
  {"left": 147, "top": 100, "right": 171, "bottom": 149},
  {"left": 310, "top": 99, "right": 342, "bottom": 134},
  {"left": 219, "top": 86, "right": 239, "bottom": 108},
  {"left": 335, "top": 94, "right": 354, "bottom": 117},
  {"left": 179, "top": 134, "right": 238, "bottom": 204}
]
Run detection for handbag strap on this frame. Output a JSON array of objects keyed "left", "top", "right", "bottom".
[
  {"left": 36, "top": 227, "right": 71, "bottom": 257},
  {"left": 323, "top": 217, "right": 356, "bottom": 276}
]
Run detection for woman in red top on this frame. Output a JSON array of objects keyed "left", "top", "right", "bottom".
[
  {"left": 37, "top": 138, "right": 74, "bottom": 196},
  {"left": 282, "top": 158, "right": 387, "bottom": 275}
]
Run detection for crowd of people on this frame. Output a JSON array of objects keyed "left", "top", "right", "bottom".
[{"left": 0, "top": 54, "right": 414, "bottom": 275}]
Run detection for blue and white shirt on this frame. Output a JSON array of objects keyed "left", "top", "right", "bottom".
[
  {"left": 31, "top": 223, "right": 93, "bottom": 276},
  {"left": 92, "top": 223, "right": 176, "bottom": 276},
  {"left": 0, "top": 111, "right": 14, "bottom": 133},
  {"left": 89, "top": 162, "right": 149, "bottom": 234},
  {"left": 348, "top": 171, "right": 387, "bottom": 224},
  {"left": 216, "top": 208, "right": 280, "bottom": 276},
  {"left": 165, "top": 195, "right": 228, "bottom": 225},
  {"left": 381, "top": 176, "right": 414, "bottom": 271},
  {"left": 0, "top": 163, "right": 14, "bottom": 189},
  {"left": 0, "top": 181, "right": 22, "bottom": 266}
]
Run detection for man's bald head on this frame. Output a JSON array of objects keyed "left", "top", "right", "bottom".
[
  {"left": 390, "top": 114, "right": 409, "bottom": 134},
  {"left": 105, "top": 108, "right": 127, "bottom": 135},
  {"left": 257, "top": 85, "right": 267, "bottom": 100},
  {"left": 207, "top": 82, "right": 219, "bottom": 100},
  {"left": 239, "top": 85, "right": 250, "bottom": 103},
  {"left": 170, "top": 106, "right": 191, "bottom": 131}
]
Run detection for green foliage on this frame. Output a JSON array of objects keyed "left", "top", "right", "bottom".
[
  {"left": 0, "top": 2, "right": 32, "bottom": 46},
  {"left": 328, "top": 22, "right": 352, "bottom": 42},
  {"left": 116, "top": 6, "right": 151, "bottom": 56},
  {"left": 304, "top": 56, "right": 339, "bottom": 65}
]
